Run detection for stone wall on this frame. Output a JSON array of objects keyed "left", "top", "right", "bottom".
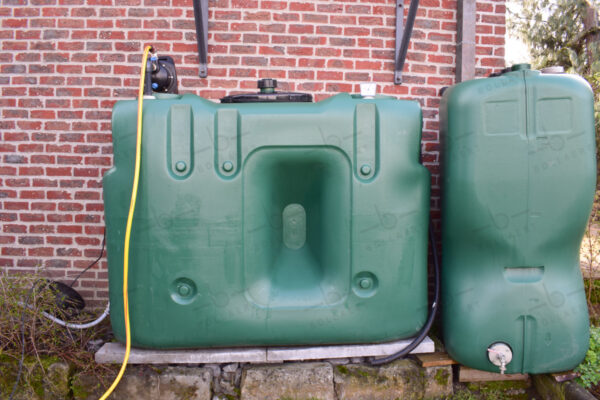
[{"left": 10, "top": 358, "right": 454, "bottom": 399}]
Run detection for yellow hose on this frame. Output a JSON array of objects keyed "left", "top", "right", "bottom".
[{"left": 99, "top": 44, "right": 153, "bottom": 400}]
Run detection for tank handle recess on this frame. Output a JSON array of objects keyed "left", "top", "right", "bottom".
[
  {"left": 192, "top": 0, "right": 208, "bottom": 78},
  {"left": 395, "top": 0, "right": 420, "bottom": 84}
]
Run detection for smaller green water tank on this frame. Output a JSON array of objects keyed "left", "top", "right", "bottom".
[{"left": 440, "top": 65, "right": 597, "bottom": 374}]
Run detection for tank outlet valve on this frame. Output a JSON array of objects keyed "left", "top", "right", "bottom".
[{"left": 487, "top": 342, "right": 512, "bottom": 374}]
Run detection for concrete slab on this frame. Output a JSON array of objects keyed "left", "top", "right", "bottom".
[
  {"left": 266, "top": 336, "right": 434, "bottom": 362},
  {"left": 95, "top": 343, "right": 267, "bottom": 364},
  {"left": 96, "top": 337, "right": 434, "bottom": 364}
]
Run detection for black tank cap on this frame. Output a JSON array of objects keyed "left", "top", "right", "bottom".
[{"left": 220, "top": 79, "right": 313, "bottom": 103}]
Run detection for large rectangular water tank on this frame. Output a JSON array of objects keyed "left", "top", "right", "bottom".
[
  {"left": 103, "top": 93, "right": 430, "bottom": 348},
  {"left": 440, "top": 65, "right": 597, "bottom": 374}
]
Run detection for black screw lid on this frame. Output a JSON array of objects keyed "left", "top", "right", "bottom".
[
  {"left": 258, "top": 78, "right": 277, "bottom": 90},
  {"left": 220, "top": 79, "right": 312, "bottom": 103}
]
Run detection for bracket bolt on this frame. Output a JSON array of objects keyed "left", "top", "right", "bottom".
[
  {"left": 222, "top": 161, "right": 234, "bottom": 172},
  {"left": 175, "top": 161, "right": 187, "bottom": 172},
  {"left": 360, "top": 164, "right": 372, "bottom": 176},
  {"left": 359, "top": 278, "right": 372, "bottom": 289}
]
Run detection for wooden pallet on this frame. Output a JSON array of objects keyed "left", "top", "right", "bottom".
[
  {"left": 551, "top": 370, "right": 580, "bottom": 383},
  {"left": 458, "top": 366, "right": 529, "bottom": 382},
  {"left": 415, "top": 352, "right": 458, "bottom": 368}
]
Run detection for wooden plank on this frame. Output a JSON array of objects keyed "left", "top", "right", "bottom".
[
  {"left": 415, "top": 352, "right": 458, "bottom": 368},
  {"left": 581, "top": 271, "right": 600, "bottom": 279},
  {"left": 459, "top": 366, "right": 529, "bottom": 382},
  {"left": 552, "top": 370, "right": 580, "bottom": 383}
]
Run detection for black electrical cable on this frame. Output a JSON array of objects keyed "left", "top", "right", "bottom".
[
  {"left": 369, "top": 221, "right": 440, "bottom": 365},
  {"left": 69, "top": 230, "right": 106, "bottom": 288}
]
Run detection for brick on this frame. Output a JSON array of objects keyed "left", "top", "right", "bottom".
[
  {"left": 17, "top": 259, "right": 43, "bottom": 268},
  {"left": 46, "top": 259, "right": 70, "bottom": 268},
  {"left": 428, "top": 32, "right": 453, "bottom": 42},
  {"left": 300, "top": 36, "right": 326, "bottom": 46},
  {"left": 46, "top": 167, "right": 72, "bottom": 176},
  {"left": 345, "top": 27, "right": 370, "bottom": 36},
  {"left": 47, "top": 236, "right": 73, "bottom": 245},
  {"left": 344, "top": 49, "right": 370, "bottom": 59},
  {"left": 356, "top": 60, "right": 382, "bottom": 70},
  {"left": 0, "top": 190, "right": 18, "bottom": 199},
  {"left": 482, "top": 14, "right": 505, "bottom": 25},
  {"left": 330, "top": 37, "right": 355, "bottom": 47},
  {"left": 2, "top": 247, "right": 25, "bottom": 256},
  {"left": 0, "top": 143, "right": 16, "bottom": 152},
  {"left": 20, "top": 190, "right": 46, "bottom": 199},
  {"left": 57, "top": 224, "right": 82, "bottom": 234},
  {"left": 428, "top": 54, "right": 454, "bottom": 64},
  {"left": 359, "top": 16, "right": 383, "bottom": 25},
  {"left": 326, "top": 59, "right": 353, "bottom": 69},
  {"left": 32, "top": 178, "right": 58, "bottom": 186},
  {"left": 481, "top": 36, "right": 504, "bottom": 45},
  {"left": 259, "top": 23, "right": 285, "bottom": 33},
  {"left": 4, "top": 224, "right": 27, "bottom": 234},
  {"left": 289, "top": 24, "right": 313, "bottom": 34},
  {"left": 31, "top": 202, "right": 56, "bottom": 211},
  {"left": 298, "top": 58, "right": 325, "bottom": 68},
  {"left": 331, "top": 15, "right": 355, "bottom": 25},
  {"left": 315, "top": 48, "right": 341, "bottom": 57},
  {"left": 29, "top": 247, "right": 54, "bottom": 256},
  {"left": 271, "top": 35, "right": 298, "bottom": 44},
  {"left": 4, "top": 154, "right": 27, "bottom": 163},
  {"left": 0, "top": 213, "right": 17, "bottom": 222},
  {"left": 302, "top": 14, "right": 327, "bottom": 23},
  {"left": 2, "top": 18, "right": 28, "bottom": 28},
  {"left": 317, "top": 26, "right": 342, "bottom": 35}
]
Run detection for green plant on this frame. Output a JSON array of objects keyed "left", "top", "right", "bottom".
[
  {"left": 582, "top": 217, "right": 600, "bottom": 325},
  {"left": 0, "top": 269, "right": 114, "bottom": 397},
  {"left": 576, "top": 325, "right": 600, "bottom": 388},
  {"left": 449, "top": 390, "right": 478, "bottom": 400},
  {"left": 509, "top": 0, "right": 600, "bottom": 176},
  {"left": 448, "top": 388, "right": 505, "bottom": 400}
]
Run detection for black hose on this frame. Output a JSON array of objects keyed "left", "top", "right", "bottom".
[
  {"left": 69, "top": 229, "right": 105, "bottom": 288},
  {"left": 369, "top": 221, "right": 440, "bottom": 365}
]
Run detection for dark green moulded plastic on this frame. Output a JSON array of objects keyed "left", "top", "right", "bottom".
[
  {"left": 103, "top": 93, "right": 431, "bottom": 348},
  {"left": 440, "top": 64, "right": 597, "bottom": 374}
]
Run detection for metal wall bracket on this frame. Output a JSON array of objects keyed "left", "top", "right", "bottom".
[
  {"left": 395, "top": 0, "right": 419, "bottom": 84},
  {"left": 193, "top": 0, "right": 208, "bottom": 78}
]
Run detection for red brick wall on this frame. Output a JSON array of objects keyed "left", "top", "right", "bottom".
[{"left": 0, "top": 0, "right": 506, "bottom": 306}]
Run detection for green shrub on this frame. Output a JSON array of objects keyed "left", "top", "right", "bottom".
[
  {"left": 576, "top": 326, "right": 600, "bottom": 389},
  {"left": 0, "top": 270, "right": 114, "bottom": 397}
]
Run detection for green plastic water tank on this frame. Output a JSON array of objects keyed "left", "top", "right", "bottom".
[
  {"left": 440, "top": 65, "right": 597, "bottom": 374},
  {"left": 103, "top": 91, "right": 430, "bottom": 348}
]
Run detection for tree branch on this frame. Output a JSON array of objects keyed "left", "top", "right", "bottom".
[{"left": 567, "top": 26, "right": 600, "bottom": 49}]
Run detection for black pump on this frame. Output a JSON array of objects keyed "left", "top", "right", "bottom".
[{"left": 143, "top": 55, "right": 178, "bottom": 95}]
